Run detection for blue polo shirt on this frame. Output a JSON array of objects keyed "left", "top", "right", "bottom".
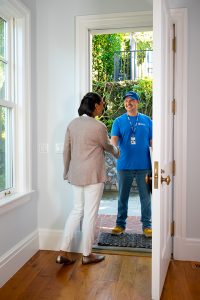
[{"left": 111, "top": 113, "right": 152, "bottom": 170}]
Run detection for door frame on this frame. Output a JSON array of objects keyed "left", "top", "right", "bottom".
[
  {"left": 75, "top": 3, "right": 188, "bottom": 264},
  {"left": 170, "top": 8, "right": 188, "bottom": 260},
  {"left": 75, "top": 11, "right": 153, "bottom": 113}
]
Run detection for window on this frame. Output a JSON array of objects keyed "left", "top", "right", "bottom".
[
  {"left": 0, "top": 17, "right": 14, "bottom": 195},
  {"left": 0, "top": 2, "right": 31, "bottom": 202}
]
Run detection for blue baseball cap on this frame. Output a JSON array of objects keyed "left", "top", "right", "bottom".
[{"left": 123, "top": 91, "right": 140, "bottom": 101}]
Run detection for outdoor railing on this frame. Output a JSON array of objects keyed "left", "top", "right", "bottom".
[{"left": 114, "top": 49, "right": 153, "bottom": 81}]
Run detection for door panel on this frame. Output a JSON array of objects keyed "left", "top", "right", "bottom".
[{"left": 152, "top": 0, "right": 174, "bottom": 298}]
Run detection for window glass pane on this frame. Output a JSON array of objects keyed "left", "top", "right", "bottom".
[
  {"left": 0, "top": 18, "right": 7, "bottom": 101},
  {"left": 0, "top": 60, "right": 6, "bottom": 100},
  {"left": 0, "top": 17, "right": 6, "bottom": 60},
  {"left": 0, "top": 106, "right": 13, "bottom": 191}
]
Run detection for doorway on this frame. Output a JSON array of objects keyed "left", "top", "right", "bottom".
[{"left": 90, "top": 31, "right": 153, "bottom": 250}]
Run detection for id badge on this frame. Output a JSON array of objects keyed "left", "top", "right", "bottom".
[{"left": 131, "top": 136, "right": 136, "bottom": 145}]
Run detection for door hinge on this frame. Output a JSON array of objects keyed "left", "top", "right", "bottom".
[
  {"left": 171, "top": 221, "right": 175, "bottom": 236},
  {"left": 172, "top": 36, "right": 176, "bottom": 52},
  {"left": 172, "top": 160, "right": 176, "bottom": 176},
  {"left": 172, "top": 99, "right": 176, "bottom": 115}
]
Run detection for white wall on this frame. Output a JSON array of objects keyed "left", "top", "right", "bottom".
[
  {"left": 36, "top": 0, "right": 200, "bottom": 246},
  {"left": 22, "top": 0, "right": 200, "bottom": 250},
  {"left": 35, "top": 0, "right": 153, "bottom": 249}
]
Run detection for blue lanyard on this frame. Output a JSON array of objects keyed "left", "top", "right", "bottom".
[{"left": 127, "top": 113, "right": 139, "bottom": 136}]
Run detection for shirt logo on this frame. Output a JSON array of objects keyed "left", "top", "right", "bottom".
[{"left": 138, "top": 123, "right": 145, "bottom": 126}]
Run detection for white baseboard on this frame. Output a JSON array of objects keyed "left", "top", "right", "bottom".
[
  {"left": 174, "top": 236, "right": 200, "bottom": 261},
  {"left": 0, "top": 230, "right": 39, "bottom": 287},
  {"left": 39, "top": 228, "right": 83, "bottom": 253}
]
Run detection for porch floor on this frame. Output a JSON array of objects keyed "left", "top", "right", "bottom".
[{"left": 94, "top": 191, "right": 143, "bottom": 245}]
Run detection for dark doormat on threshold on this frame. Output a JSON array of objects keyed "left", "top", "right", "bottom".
[{"left": 97, "top": 232, "right": 152, "bottom": 251}]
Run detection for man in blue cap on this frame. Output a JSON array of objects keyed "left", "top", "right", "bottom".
[{"left": 111, "top": 90, "right": 152, "bottom": 237}]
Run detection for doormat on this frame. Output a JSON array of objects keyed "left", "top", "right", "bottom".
[{"left": 97, "top": 232, "right": 152, "bottom": 250}]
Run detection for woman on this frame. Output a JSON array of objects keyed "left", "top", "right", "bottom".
[{"left": 56, "top": 92, "right": 119, "bottom": 265}]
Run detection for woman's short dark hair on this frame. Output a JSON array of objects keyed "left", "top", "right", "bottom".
[{"left": 78, "top": 92, "right": 102, "bottom": 117}]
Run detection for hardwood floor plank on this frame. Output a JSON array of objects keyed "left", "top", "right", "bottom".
[
  {"left": 8, "top": 251, "right": 200, "bottom": 300},
  {"left": 163, "top": 260, "right": 191, "bottom": 300},
  {"left": 0, "top": 252, "right": 152, "bottom": 300},
  {"left": 1, "top": 251, "right": 199, "bottom": 300},
  {"left": 161, "top": 260, "right": 200, "bottom": 300},
  {"left": 131, "top": 256, "right": 151, "bottom": 300},
  {"left": 70, "top": 255, "right": 115, "bottom": 299},
  {"left": 93, "top": 281, "right": 117, "bottom": 300},
  {"left": 52, "top": 253, "right": 109, "bottom": 300},
  {"left": 113, "top": 256, "right": 137, "bottom": 300},
  {"left": 99, "top": 254, "right": 123, "bottom": 282},
  {"left": 0, "top": 250, "right": 53, "bottom": 300},
  {"left": 183, "top": 261, "right": 200, "bottom": 299},
  {"left": 15, "top": 251, "right": 79, "bottom": 300},
  {"left": 118, "top": 255, "right": 138, "bottom": 281}
]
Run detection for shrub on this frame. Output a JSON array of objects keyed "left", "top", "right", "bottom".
[{"left": 93, "top": 78, "right": 152, "bottom": 132}]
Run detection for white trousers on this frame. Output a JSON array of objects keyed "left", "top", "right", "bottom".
[{"left": 60, "top": 182, "right": 104, "bottom": 256}]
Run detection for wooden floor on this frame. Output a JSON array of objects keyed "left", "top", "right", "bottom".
[
  {"left": 161, "top": 260, "right": 200, "bottom": 300},
  {"left": 0, "top": 250, "right": 151, "bottom": 300},
  {"left": 0, "top": 251, "right": 200, "bottom": 300}
]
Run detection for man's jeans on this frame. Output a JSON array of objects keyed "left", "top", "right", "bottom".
[{"left": 116, "top": 170, "right": 151, "bottom": 230}]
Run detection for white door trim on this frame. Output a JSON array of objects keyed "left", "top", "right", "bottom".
[
  {"left": 170, "top": 9, "right": 199, "bottom": 261},
  {"left": 171, "top": 8, "right": 188, "bottom": 240},
  {"left": 75, "top": 11, "right": 153, "bottom": 114},
  {"left": 75, "top": 9, "right": 189, "bottom": 261}
]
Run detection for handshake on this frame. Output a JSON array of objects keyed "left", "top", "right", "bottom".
[{"left": 113, "top": 145, "right": 120, "bottom": 159}]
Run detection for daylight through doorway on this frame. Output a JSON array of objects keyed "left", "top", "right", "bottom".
[{"left": 91, "top": 31, "right": 153, "bottom": 250}]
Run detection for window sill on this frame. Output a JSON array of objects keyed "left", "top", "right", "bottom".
[{"left": 0, "top": 191, "right": 35, "bottom": 216}]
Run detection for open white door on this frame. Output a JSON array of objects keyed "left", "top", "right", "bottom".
[{"left": 152, "top": 0, "right": 174, "bottom": 299}]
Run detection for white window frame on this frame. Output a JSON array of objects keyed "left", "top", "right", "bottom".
[
  {"left": 0, "top": 16, "right": 15, "bottom": 195},
  {"left": 75, "top": 11, "right": 153, "bottom": 113},
  {"left": 0, "top": 0, "right": 32, "bottom": 208}
]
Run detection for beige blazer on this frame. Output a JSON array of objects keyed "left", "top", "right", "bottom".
[{"left": 63, "top": 115, "right": 118, "bottom": 186}]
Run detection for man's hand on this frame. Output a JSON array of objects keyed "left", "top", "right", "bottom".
[{"left": 111, "top": 136, "right": 119, "bottom": 147}]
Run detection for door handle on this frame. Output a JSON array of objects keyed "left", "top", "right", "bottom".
[
  {"left": 145, "top": 174, "right": 152, "bottom": 184},
  {"left": 161, "top": 175, "right": 171, "bottom": 185},
  {"left": 145, "top": 173, "right": 152, "bottom": 193}
]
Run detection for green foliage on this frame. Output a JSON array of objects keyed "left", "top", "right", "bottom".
[
  {"left": 136, "top": 41, "right": 152, "bottom": 66},
  {"left": 92, "top": 32, "right": 153, "bottom": 132},
  {"left": 133, "top": 78, "right": 153, "bottom": 117},
  {"left": 93, "top": 78, "right": 152, "bottom": 132},
  {"left": 92, "top": 32, "right": 153, "bottom": 83},
  {"left": 92, "top": 34, "right": 123, "bottom": 82},
  {"left": 133, "top": 32, "right": 153, "bottom": 66}
]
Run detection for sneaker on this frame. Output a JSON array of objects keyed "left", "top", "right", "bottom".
[
  {"left": 111, "top": 225, "right": 125, "bottom": 235},
  {"left": 143, "top": 228, "right": 152, "bottom": 238}
]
